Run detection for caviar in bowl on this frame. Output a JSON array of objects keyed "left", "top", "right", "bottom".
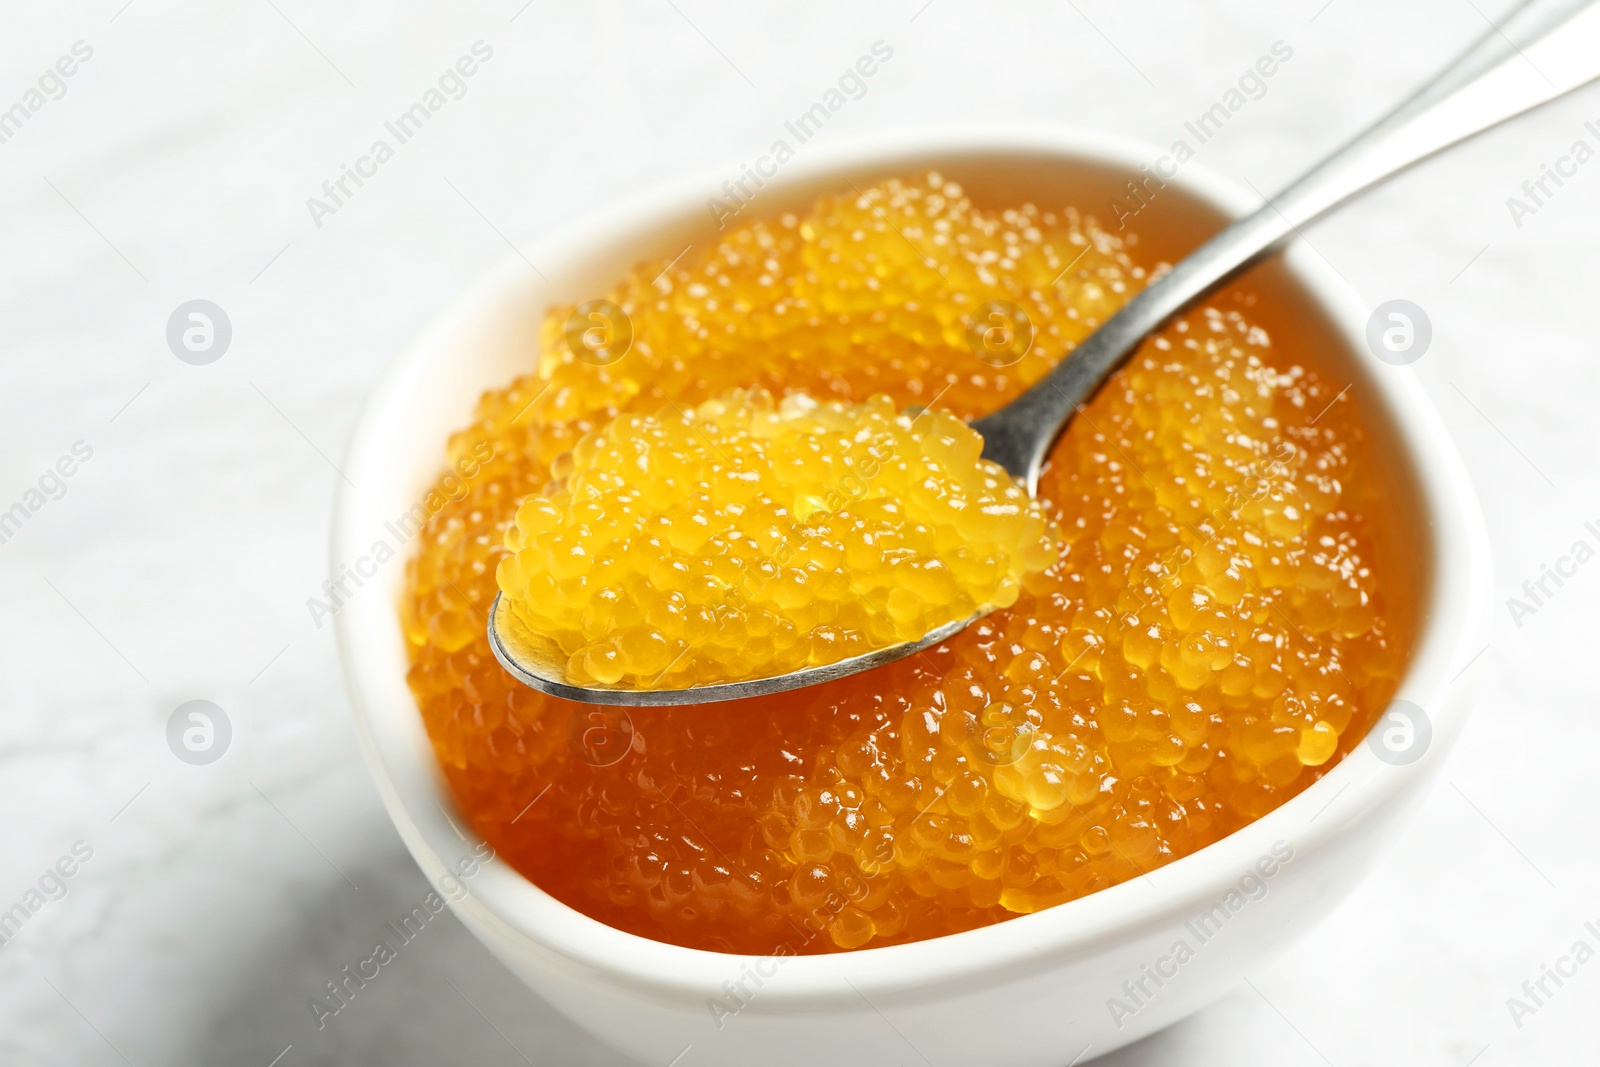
[{"left": 334, "top": 126, "right": 1490, "bottom": 1066}]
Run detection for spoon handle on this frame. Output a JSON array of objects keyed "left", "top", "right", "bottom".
[{"left": 974, "top": 0, "right": 1600, "bottom": 490}]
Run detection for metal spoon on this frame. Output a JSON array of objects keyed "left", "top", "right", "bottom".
[{"left": 492, "top": 0, "right": 1599, "bottom": 706}]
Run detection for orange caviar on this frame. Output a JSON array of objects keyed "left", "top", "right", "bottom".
[
  {"left": 403, "top": 174, "right": 1408, "bottom": 954},
  {"left": 496, "top": 389, "right": 1060, "bottom": 688}
]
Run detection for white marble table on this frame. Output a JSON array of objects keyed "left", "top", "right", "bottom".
[{"left": 2, "top": 1, "right": 1595, "bottom": 1063}]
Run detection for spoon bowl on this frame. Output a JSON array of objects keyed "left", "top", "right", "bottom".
[{"left": 488, "top": 591, "right": 983, "bottom": 705}]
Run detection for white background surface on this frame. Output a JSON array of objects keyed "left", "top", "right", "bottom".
[{"left": 1, "top": 1, "right": 1596, "bottom": 1064}]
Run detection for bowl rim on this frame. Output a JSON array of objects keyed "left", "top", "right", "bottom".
[{"left": 333, "top": 120, "right": 1492, "bottom": 1008}]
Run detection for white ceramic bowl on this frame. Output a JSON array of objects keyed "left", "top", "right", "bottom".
[{"left": 333, "top": 124, "right": 1491, "bottom": 1066}]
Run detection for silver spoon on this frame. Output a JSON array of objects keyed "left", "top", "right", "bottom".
[{"left": 492, "top": 0, "right": 1598, "bottom": 706}]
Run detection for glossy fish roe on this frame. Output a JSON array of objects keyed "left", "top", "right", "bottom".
[
  {"left": 496, "top": 388, "right": 1060, "bottom": 688},
  {"left": 402, "top": 173, "right": 1408, "bottom": 955}
]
